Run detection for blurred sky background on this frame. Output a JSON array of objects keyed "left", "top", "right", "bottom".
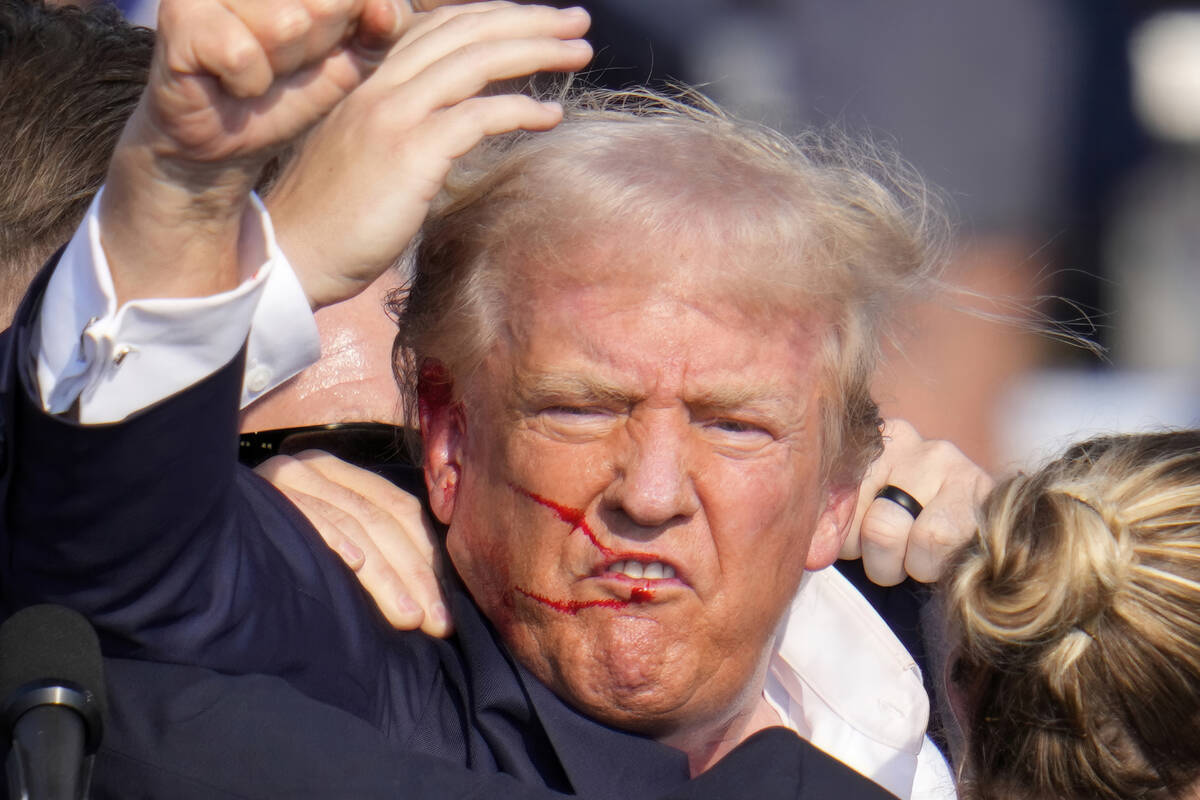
[{"left": 97, "top": 0, "right": 1200, "bottom": 474}]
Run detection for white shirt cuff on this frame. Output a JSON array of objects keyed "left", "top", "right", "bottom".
[{"left": 35, "top": 190, "right": 320, "bottom": 424}]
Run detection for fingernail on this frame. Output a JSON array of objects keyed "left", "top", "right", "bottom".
[
  {"left": 562, "top": 6, "right": 589, "bottom": 16},
  {"left": 431, "top": 602, "right": 450, "bottom": 626},
  {"left": 338, "top": 540, "right": 364, "bottom": 567},
  {"left": 564, "top": 38, "right": 592, "bottom": 50},
  {"left": 397, "top": 595, "right": 420, "bottom": 617}
]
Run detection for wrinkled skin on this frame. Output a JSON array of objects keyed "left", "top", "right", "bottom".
[{"left": 422, "top": 254, "right": 856, "bottom": 765}]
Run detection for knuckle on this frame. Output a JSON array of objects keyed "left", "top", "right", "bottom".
[
  {"left": 450, "top": 95, "right": 492, "bottom": 128},
  {"left": 427, "top": 2, "right": 478, "bottom": 23},
  {"left": 393, "top": 492, "right": 425, "bottom": 517},
  {"left": 360, "top": 502, "right": 394, "bottom": 529},
  {"left": 305, "top": 0, "right": 345, "bottom": 22},
  {"left": 882, "top": 418, "right": 919, "bottom": 442},
  {"left": 924, "top": 438, "right": 966, "bottom": 464},
  {"left": 222, "top": 36, "right": 262, "bottom": 74},
  {"left": 905, "top": 519, "right": 938, "bottom": 552},
  {"left": 254, "top": 454, "right": 305, "bottom": 481},
  {"left": 324, "top": 503, "right": 362, "bottom": 532},
  {"left": 253, "top": 455, "right": 285, "bottom": 478},
  {"left": 293, "top": 449, "right": 336, "bottom": 467},
  {"left": 412, "top": 575, "right": 442, "bottom": 602},
  {"left": 452, "top": 38, "right": 492, "bottom": 65},
  {"left": 359, "top": 102, "right": 396, "bottom": 135},
  {"left": 319, "top": 526, "right": 346, "bottom": 549},
  {"left": 381, "top": 571, "right": 411, "bottom": 600},
  {"left": 859, "top": 515, "right": 908, "bottom": 551},
  {"left": 926, "top": 514, "right": 973, "bottom": 551},
  {"left": 264, "top": 5, "right": 313, "bottom": 46}
]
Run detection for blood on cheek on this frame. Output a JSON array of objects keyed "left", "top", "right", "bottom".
[
  {"left": 510, "top": 485, "right": 616, "bottom": 557},
  {"left": 509, "top": 484, "right": 656, "bottom": 614},
  {"left": 515, "top": 587, "right": 630, "bottom": 615}
]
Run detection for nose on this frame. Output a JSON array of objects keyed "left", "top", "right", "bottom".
[{"left": 606, "top": 414, "right": 700, "bottom": 529}]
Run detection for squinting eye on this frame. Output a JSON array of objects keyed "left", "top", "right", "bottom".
[
  {"left": 702, "top": 418, "right": 775, "bottom": 452},
  {"left": 540, "top": 405, "right": 615, "bottom": 425},
  {"left": 544, "top": 405, "right": 605, "bottom": 417},
  {"left": 536, "top": 405, "right": 619, "bottom": 439},
  {"left": 709, "top": 419, "right": 765, "bottom": 435}
]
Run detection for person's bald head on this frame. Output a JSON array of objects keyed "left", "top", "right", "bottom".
[{"left": 240, "top": 270, "right": 405, "bottom": 432}]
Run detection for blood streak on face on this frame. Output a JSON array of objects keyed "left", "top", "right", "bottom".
[
  {"left": 510, "top": 484, "right": 660, "bottom": 614},
  {"left": 510, "top": 484, "right": 659, "bottom": 562},
  {"left": 515, "top": 587, "right": 630, "bottom": 615},
  {"left": 510, "top": 484, "right": 615, "bottom": 557},
  {"left": 515, "top": 586, "right": 656, "bottom": 615}
]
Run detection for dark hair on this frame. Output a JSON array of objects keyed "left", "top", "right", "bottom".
[{"left": 0, "top": 0, "right": 153, "bottom": 323}]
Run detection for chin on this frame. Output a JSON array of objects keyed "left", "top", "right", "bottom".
[{"left": 533, "top": 617, "right": 726, "bottom": 737}]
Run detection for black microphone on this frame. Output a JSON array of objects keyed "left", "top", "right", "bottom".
[{"left": 0, "top": 606, "right": 106, "bottom": 800}]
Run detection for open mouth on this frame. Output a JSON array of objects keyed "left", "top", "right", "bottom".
[
  {"left": 599, "top": 558, "right": 677, "bottom": 581},
  {"left": 509, "top": 482, "right": 686, "bottom": 613},
  {"left": 515, "top": 578, "right": 666, "bottom": 613},
  {"left": 515, "top": 558, "right": 683, "bottom": 616}
]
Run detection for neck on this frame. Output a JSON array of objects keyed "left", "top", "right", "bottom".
[{"left": 659, "top": 670, "right": 785, "bottom": 777}]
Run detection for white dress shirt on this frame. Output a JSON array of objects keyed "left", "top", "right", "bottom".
[
  {"left": 36, "top": 190, "right": 319, "bottom": 423},
  {"left": 768, "top": 569, "right": 956, "bottom": 798},
  {"left": 33, "top": 194, "right": 956, "bottom": 799}
]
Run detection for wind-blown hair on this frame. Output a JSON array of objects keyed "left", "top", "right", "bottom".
[
  {"left": 393, "top": 87, "right": 945, "bottom": 483},
  {"left": 945, "top": 430, "right": 1200, "bottom": 800}
]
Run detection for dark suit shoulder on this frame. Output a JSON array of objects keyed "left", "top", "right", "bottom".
[{"left": 662, "top": 728, "right": 898, "bottom": 800}]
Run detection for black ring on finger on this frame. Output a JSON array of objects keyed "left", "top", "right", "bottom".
[{"left": 875, "top": 484, "right": 924, "bottom": 519}]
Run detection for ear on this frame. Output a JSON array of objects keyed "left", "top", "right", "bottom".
[
  {"left": 418, "top": 360, "right": 465, "bottom": 525},
  {"left": 804, "top": 482, "right": 858, "bottom": 570}
]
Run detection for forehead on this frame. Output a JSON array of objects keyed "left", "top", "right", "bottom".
[{"left": 489, "top": 256, "right": 830, "bottom": 414}]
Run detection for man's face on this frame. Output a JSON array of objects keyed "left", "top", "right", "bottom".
[{"left": 423, "top": 255, "right": 854, "bottom": 740}]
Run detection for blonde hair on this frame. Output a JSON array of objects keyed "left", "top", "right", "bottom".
[
  {"left": 945, "top": 430, "right": 1200, "bottom": 800},
  {"left": 392, "top": 86, "right": 946, "bottom": 482}
]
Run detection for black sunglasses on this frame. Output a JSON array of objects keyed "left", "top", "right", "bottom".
[{"left": 238, "top": 422, "right": 413, "bottom": 469}]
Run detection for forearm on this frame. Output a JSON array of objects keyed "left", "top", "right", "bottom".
[{"left": 99, "top": 135, "right": 252, "bottom": 306}]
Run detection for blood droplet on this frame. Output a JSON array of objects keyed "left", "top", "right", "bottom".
[{"left": 630, "top": 586, "right": 655, "bottom": 603}]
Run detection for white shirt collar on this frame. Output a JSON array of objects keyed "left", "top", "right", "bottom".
[{"left": 765, "top": 566, "right": 956, "bottom": 799}]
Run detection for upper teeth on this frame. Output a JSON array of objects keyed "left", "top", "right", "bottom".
[{"left": 609, "top": 560, "right": 675, "bottom": 580}]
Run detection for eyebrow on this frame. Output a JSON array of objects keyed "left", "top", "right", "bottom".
[
  {"left": 514, "top": 370, "right": 805, "bottom": 416},
  {"left": 687, "top": 385, "right": 804, "bottom": 415},
  {"left": 515, "top": 372, "right": 639, "bottom": 407}
]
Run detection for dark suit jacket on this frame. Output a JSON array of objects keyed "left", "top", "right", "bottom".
[
  {"left": 0, "top": 262, "right": 895, "bottom": 799},
  {"left": 96, "top": 659, "right": 878, "bottom": 800}
]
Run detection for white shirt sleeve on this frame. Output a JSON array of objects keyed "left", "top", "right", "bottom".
[{"left": 35, "top": 190, "right": 321, "bottom": 424}]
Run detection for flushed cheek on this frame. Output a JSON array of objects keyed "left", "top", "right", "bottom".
[
  {"left": 447, "top": 527, "right": 511, "bottom": 609},
  {"left": 444, "top": 490, "right": 534, "bottom": 611},
  {"left": 708, "top": 465, "right": 818, "bottom": 553},
  {"left": 450, "top": 498, "right": 583, "bottom": 611}
]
